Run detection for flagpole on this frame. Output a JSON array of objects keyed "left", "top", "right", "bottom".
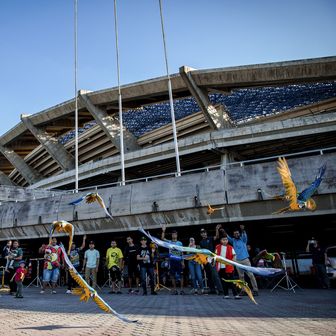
[
  {"left": 158, "top": 0, "right": 181, "bottom": 176},
  {"left": 114, "top": 0, "right": 125, "bottom": 185},
  {"left": 74, "top": 0, "right": 79, "bottom": 191}
]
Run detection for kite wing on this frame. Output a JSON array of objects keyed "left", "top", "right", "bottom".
[
  {"left": 298, "top": 163, "right": 326, "bottom": 202},
  {"left": 276, "top": 157, "right": 299, "bottom": 211},
  {"left": 139, "top": 228, "right": 282, "bottom": 277},
  {"left": 222, "top": 279, "right": 257, "bottom": 305},
  {"left": 49, "top": 220, "right": 74, "bottom": 255}
]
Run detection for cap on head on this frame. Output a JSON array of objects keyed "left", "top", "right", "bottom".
[
  {"left": 140, "top": 237, "right": 147, "bottom": 241},
  {"left": 200, "top": 228, "right": 206, "bottom": 233}
]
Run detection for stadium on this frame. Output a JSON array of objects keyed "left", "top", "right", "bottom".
[{"left": 0, "top": 56, "right": 336, "bottom": 259}]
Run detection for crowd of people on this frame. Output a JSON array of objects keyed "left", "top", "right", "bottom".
[{"left": 0, "top": 224, "right": 331, "bottom": 299}]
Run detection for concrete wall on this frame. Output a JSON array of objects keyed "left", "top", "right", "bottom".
[{"left": 0, "top": 153, "right": 335, "bottom": 240}]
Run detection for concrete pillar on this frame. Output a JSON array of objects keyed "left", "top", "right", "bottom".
[
  {"left": 220, "top": 149, "right": 235, "bottom": 169},
  {"left": 180, "top": 66, "right": 233, "bottom": 129},
  {"left": 21, "top": 115, "right": 75, "bottom": 172},
  {"left": 78, "top": 92, "right": 139, "bottom": 152},
  {"left": 0, "top": 170, "right": 14, "bottom": 186},
  {"left": 0, "top": 143, "right": 42, "bottom": 184}
]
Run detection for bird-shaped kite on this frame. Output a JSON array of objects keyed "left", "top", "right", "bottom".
[
  {"left": 69, "top": 192, "right": 113, "bottom": 219},
  {"left": 49, "top": 220, "right": 74, "bottom": 255},
  {"left": 222, "top": 279, "right": 257, "bottom": 305},
  {"left": 48, "top": 221, "right": 137, "bottom": 323},
  {"left": 139, "top": 228, "right": 282, "bottom": 277},
  {"left": 273, "top": 157, "right": 326, "bottom": 214},
  {"left": 207, "top": 204, "right": 225, "bottom": 215}
]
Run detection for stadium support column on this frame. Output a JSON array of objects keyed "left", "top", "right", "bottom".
[
  {"left": 21, "top": 115, "right": 75, "bottom": 172},
  {"left": 78, "top": 92, "right": 139, "bottom": 152},
  {"left": 0, "top": 143, "right": 42, "bottom": 185},
  {"left": 0, "top": 170, "right": 15, "bottom": 186},
  {"left": 179, "top": 66, "right": 233, "bottom": 129}
]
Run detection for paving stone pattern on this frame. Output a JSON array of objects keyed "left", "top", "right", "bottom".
[{"left": 0, "top": 288, "right": 335, "bottom": 336}]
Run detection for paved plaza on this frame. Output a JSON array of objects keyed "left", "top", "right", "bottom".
[{"left": 0, "top": 287, "right": 335, "bottom": 336}]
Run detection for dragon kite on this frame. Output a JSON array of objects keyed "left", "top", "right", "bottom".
[
  {"left": 274, "top": 157, "right": 326, "bottom": 214},
  {"left": 49, "top": 221, "right": 137, "bottom": 323},
  {"left": 139, "top": 228, "right": 282, "bottom": 278}
]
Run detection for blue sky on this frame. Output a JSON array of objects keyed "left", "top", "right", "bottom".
[{"left": 1, "top": 0, "right": 335, "bottom": 136}]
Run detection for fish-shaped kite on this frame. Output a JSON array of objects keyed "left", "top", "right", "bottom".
[
  {"left": 69, "top": 192, "right": 113, "bottom": 219},
  {"left": 274, "top": 157, "right": 326, "bottom": 214},
  {"left": 49, "top": 221, "right": 137, "bottom": 323},
  {"left": 139, "top": 228, "right": 282, "bottom": 277}
]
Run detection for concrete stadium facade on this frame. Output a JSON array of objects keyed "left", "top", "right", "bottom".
[{"left": 0, "top": 56, "right": 336, "bottom": 246}]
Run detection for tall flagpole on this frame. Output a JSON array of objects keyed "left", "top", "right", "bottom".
[
  {"left": 158, "top": 0, "right": 181, "bottom": 176},
  {"left": 113, "top": 0, "right": 125, "bottom": 186},
  {"left": 74, "top": 0, "right": 79, "bottom": 191}
]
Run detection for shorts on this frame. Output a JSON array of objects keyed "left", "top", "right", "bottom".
[
  {"left": 127, "top": 263, "right": 140, "bottom": 279},
  {"left": 169, "top": 259, "right": 183, "bottom": 281},
  {"left": 109, "top": 266, "right": 121, "bottom": 282},
  {"left": 43, "top": 268, "right": 60, "bottom": 283}
]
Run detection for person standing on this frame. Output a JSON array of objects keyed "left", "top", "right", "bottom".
[
  {"left": 161, "top": 225, "right": 185, "bottom": 295},
  {"left": 66, "top": 235, "right": 86, "bottom": 293},
  {"left": 7, "top": 240, "right": 23, "bottom": 295},
  {"left": 188, "top": 237, "right": 204, "bottom": 295},
  {"left": 137, "top": 236, "right": 157, "bottom": 296},
  {"left": 306, "top": 238, "right": 330, "bottom": 289},
  {"left": 11, "top": 261, "right": 27, "bottom": 298},
  {"left": 215, "top": 236, "right": 241, "bottom": 299},
  {"left": 106, "top": 240, "right": 123, "bottom": 294},
  {"left": 199, "top": 228, "right": 223, "bottom": 295},
  {"left": 82, "top": 241, "right": 100, "bottom": 289},
  {"left": 124, "top": 236, "right": 140, "bottom": 294},
  {"left": 225, "top": 225, "right": 259, "bottom": 296},
  {"left": 40, "top": 237, "right": 63, "bottom": 294}
]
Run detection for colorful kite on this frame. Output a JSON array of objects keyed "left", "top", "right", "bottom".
[
  {"left": 49, "top": 221, "right": 137, "bottom": 323},
  {"left": 69, "top": 192, "right": 113, "bottom": 219},
  {"left": 139, "top": 228, "right": 282, "bottom": 277},
  {"left": 222, "top": 279, "right": 257, "bottom": 304},
  {"left": 207, "top": 204, "right": 225, "bottom": 215},
  {"left": 274, "top": 157, "right": 326, "bottom": 214}
]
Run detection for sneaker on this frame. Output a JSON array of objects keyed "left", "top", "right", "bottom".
[
  {"left": 252, "top": 290, "right": 259, "bottom": 296},
  {"left": 66, "top": 290, "right": 72, "bottom": 294},
  {"left": 116, "top": 291, "right": 122, "bottom": 294},
  {"left": 171, "top": 290, "right": 178, "bottom": 295},
  {"left": 40, "top": 290, "right": 45, "bottom": 294},
  {"left": 224, "top": 295, "right": 230, "bottom": 299},
  {"left": 151, "top": 291, "right": 158, "bottom": 295},
  {"left": 134, "top": 289, "right": 139, "bottom": 295},
  {"left": 16, "top": 296, "right": 24, "bottom": 299},
  {"left": 142, "top": 292, "right": 147, "bottom": 296},
  {"left": 52, "top": 290, "right": 57, "bottom": 294},
  {"left": 194, "top": 290, "right": 198, "bottom": 295},
  {"left": 109, "top": 291, "right": 116, "bottom": 294},
  {"left": 179, "top": 290, "right": 185, "bottom": 295},
  {"left": 234, "top": 295, "right": 242, "bottom": 300},
  {"left": 128, "top": 289, "right": 133, "bottom": 294}
]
